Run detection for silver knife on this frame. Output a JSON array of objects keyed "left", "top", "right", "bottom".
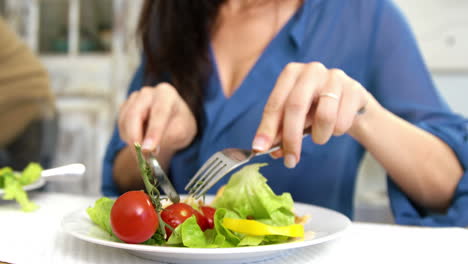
[{"left": 145, "top": 153, "right": 180, "bottom": 204}]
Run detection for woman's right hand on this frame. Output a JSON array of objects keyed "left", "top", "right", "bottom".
[{"left": 118, "top": 82, "right": 197, "bottom": 155}]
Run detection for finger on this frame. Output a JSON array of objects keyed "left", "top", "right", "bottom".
[
  {"left": 269, "top": 127, "right": 284, "bottom": 158},
  {"left": 334, "top": 81, "right": 366, "bottom": 136},
  {"left": 269, "top": 149, "right": 284, "bottom": 159},
  {"left": 118, "top": 94, "right": 133, "bottom": 141},
  {"left": 311, "top": 69, "right": 345, "bottom": 144},
  {"left": 118, "top": 91, "right": 139, "bottom": 135},
  {"left": 118, "top": 92, "right": 137, "bottom": 124},
  {"left": 282, "top": 62, "right": 327, "bottom": 168},
  {"left": 118, "top": 92, "right": 141, "bottom": 157},
  {"left": 253, "top": 62, "right": 303, "bottom": 152},
  {"left": 126, "top": 89, "right": 154, "bottom": 144},
  {"left": 142, "top": 83, "right": 177, "bottom": 152},
  {"left": 119, "top": 89, "right": 152, "bottom": 145}
]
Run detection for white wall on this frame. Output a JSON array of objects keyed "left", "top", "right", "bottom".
[
  {"left": 434, "top": 74, "right": 468, "bottom": 116},
  {"left": 393, "top": 0, "right": 468, "bottom": 71}
]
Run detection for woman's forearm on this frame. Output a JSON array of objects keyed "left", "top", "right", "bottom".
[
  {"left": 113, "top": 145, "right": 175, "bottom": 193},
  {"left": 349, "top": 96, "right": 463, "bottom": 211}
]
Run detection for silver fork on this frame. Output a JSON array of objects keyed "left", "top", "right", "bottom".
[{"left": 185, "top": 131, "right": 310, "bottom": 199}]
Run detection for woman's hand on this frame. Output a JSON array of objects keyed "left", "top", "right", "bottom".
[
  {"left": 118, "top": 82, "right": 197, "bottom": 155},
  {"left": 252, "top": 62, "right": 370, "bottom": 168}
]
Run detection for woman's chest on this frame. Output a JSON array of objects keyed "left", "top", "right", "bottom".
[
  {"left": 211, "top": 24, "right": 279, "bottom": 98},
  {"left": 211, "top": 1, "right": 302, "bottom": 97}
]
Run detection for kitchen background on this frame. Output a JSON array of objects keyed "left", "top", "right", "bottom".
[{"left": 0, "top": 0, "right": 467, "bottom": 223}]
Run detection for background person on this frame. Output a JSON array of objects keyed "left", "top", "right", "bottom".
[{"left": 0, "top": 18, "right": 57, "bottom": 170}]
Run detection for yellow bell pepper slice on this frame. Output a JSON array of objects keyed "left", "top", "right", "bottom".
[{"left": 222, "top": 218, "right": 304, "bottom": 237}]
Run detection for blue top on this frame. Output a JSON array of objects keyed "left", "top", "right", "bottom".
[{"left": 102, "top": 0, "right": 468, "bottom": 227}]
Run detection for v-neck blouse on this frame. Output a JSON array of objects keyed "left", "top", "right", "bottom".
[{"left": 102, "top": 0, "right": 468, "bottom": 227}]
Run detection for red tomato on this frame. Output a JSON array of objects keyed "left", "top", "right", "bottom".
[
  {"left": 161, "top": 203, "right": 195, "bottom": 238},
  {"left": 161, "top": 203, "right": 211, "bottom": 238},
  {"left": 201, "top": 206, "right": 216, "bottom": 229},
  {"left": 193, "top": 209, "right": 209, "bottom": 231},
  {"left": 110, "top": 191, "right": 159, "bottom": 244}
]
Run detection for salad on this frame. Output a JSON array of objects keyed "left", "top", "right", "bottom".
[
  {"left": 0, "top": 163, "right": 43, "bottom": 211},
  {"left": 87, "top": 145, "right": 308, "bottom": 248}
]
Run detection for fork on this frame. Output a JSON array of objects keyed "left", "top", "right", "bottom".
[{"left": 185, "top": 130, "right": 310, "bottom": 199}]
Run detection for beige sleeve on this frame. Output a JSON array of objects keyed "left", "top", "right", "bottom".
[{"left": 0, "top": 18, "right": 55, "bottom": 147}]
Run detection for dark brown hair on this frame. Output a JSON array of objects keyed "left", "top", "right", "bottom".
[{"left": 138, "top": 0, "right": 226, "bottom": 124}]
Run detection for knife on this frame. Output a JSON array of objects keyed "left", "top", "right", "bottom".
[{"left": 145, "top": 153, "right": 180, "bottom": 204}]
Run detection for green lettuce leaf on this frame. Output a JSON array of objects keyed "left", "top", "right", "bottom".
[
  {"left": 166, "top": 224, "right": 183, "bottom": 245},
  {"left": 238, "top": 235, "right": 264, "bottom": 246},
  {"left": 0, "top": 163, "right": 42, "bottom": 212},
  {"left": 86, "top": 197, "right": 115, "bottom": 234},
  {"left": 167, "top": 213, "right": 236, "bottom": 248},
  {"left": 167, "top": 215, "right": 208, "bottom": 247},
  {"left": 180, "top": 216, "right": 208, "bottom": 247},
  {"left": 212, "top": 163, "right": 295, "bottom": 226},
  {"left": 18, "top": 163, "right": 42, "bottom": 185},
  {"left": 3, "top": 173, "right": 38, "bottom": 212},
  {"left": 0, "top": 167, "right": 14, "bottom": 188},
  {"left": 213, "top": 208, "right": 240, "bottom": 246},
  {"left": 204, "top": 229, "right": 221, "bottom": 246}
]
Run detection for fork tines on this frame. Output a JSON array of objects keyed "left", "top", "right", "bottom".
[{"left": 185, "top": 154, "right": 228, "bottom": 199}]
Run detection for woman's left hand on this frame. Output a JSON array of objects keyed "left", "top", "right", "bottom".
[{"left": 252, "top": 62, "right": 370, "bottom": 168}]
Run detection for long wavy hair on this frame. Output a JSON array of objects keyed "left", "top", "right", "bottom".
[{"left": 138, "top": 0, "right": 226, "bottom": 125}]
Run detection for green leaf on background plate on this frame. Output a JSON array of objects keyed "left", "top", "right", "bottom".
[
  {"left": 18, "top": 163, "right": 42, "bottom": 185},
  {"left": 2, "top": 170, "right": 38, "bottom": 212}
]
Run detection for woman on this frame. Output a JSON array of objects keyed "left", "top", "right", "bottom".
[{"left": 103, "top": 0, "right": 468, "bottom": 226}]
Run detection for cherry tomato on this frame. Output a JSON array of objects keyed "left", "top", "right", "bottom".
[
  {"left": 193, "top": 209, "right": 209, "bottom": 231},
  {"left": 161, "top": 203, "right": 211, "bottom": 238},
  {"left": 201, "top": 206, "right": 216, "bottom": 229},
  {"left": 110, "top": 190, "right": 159, "bottom": 244},
  {"left": 161, "top": 203, "right": 195, "bottom": 238}
]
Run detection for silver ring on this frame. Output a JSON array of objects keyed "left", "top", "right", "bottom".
[{"left": 319, "top": 92, "right": 340, "bottom": 101}]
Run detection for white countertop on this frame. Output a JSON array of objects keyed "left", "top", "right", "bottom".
[{"left": 1, "top": 192, "right": 467, "bottom": 264}]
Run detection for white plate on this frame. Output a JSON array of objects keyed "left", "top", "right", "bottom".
[
  {"left": 62, "top": 199, "right": 350, "bottom": 264},
  {"left": 0, "top": 178, "right": 46, "bottom": 195}
]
